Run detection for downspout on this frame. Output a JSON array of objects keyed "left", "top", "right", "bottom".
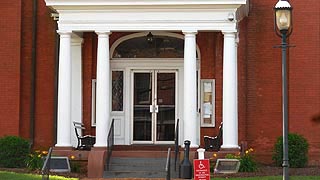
[
  {"left": 30, "top": 0, "right": 38, "bottom": 148},
  {"left": 53, "top": 23, "right": 59, "bottom": 145},
  {"left": 51, "top": 13, "right": 59, "bottom": 145}
]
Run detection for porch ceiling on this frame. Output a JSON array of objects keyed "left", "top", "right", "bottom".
[{"left": 45, "top": 0, "right": 249, "bottom": 32}]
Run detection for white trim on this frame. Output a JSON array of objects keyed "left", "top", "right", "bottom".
[
  {"left": 91, "top": 79, "right": 97, "bottom": 126},
  {"left": 46, "top": 1, "right": 248, "bottom": 32},
  {"left": 45, "top": 0, "right": 247, "bottom": 6}
]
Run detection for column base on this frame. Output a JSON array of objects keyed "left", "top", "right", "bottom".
[
  {"left": 87, "top": 147, "right": 107, "bottom": 178},
  {"left": 53, "top": 146, "right": 73, "bottom": 151},
  {"left": 220, "top": 146, "right": 240, "bottom": 152},
  {"left": 52, "top": 147, "right": 90, "bottom": 161},
  {"left": 219, "top": 147, "right": 241, "bottom": 158}
]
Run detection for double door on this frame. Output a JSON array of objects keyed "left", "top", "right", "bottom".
[{"left": 132, "top": 70, "right": 177, "bottom": 144}]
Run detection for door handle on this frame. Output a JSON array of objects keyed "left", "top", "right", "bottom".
[
  {"left": 149, "top": 105, "right": 159, "bottom": 113},
  {"left": 150, "top": 105, "right": 154, "bottom": 113},
  {"left": 154, "top": 105, "right": 159, "bottom": 113}
]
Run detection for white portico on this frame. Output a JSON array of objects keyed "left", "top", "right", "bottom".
[{"left": 45, "top": 0, "right": 249, "bottom": 149}]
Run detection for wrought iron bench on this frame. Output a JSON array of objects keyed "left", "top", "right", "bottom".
[
  {"left": 73, "top": 121, "right": 96, "bottom": 150},
  {"left": 204, "top": 122, "right": 223, "bottom": 151}
]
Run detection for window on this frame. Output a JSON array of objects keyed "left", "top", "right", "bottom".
[{"left": 113, "top": 35, "right": 187, "bottom": 58}]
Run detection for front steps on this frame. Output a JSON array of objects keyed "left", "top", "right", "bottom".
[{"left": 103, "top": 148, "right": 179, "bottom": 179}]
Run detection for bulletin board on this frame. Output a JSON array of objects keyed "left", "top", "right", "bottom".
[{"left": 200, "top": 79, "right": 215, "bottom": 127}]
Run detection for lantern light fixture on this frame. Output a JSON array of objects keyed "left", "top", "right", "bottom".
[{"left": 274, "top": 0, "right": 293, "bottom": 37}]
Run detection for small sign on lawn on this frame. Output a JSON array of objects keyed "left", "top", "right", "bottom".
[
  {"left": 193, "top": 159, "right": 210, "bottom": 180},
  {"left": 214, "top": 159, "right": 240, "bottom": 174},
  {"left": 49, "top": 157, "right": 71, "bottom": 173}
]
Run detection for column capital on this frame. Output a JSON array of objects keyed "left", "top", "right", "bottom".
[
  {"left": 71, "top": 37, "right": 84, "bottom": 46},
  {"left": 57, "top": 30, "right": 72, "bottom": 35},
  {"left": 222, "top": 30, "right": 237, "bottom": 36},
  {"left": 182, "top": 30, "right": 198, "bottom": 35},
  {"left": 95, "top": 31, "right": 112, "bottom": 36}
]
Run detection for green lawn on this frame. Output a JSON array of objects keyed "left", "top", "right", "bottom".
[
  {"left": 0, "top": 171, "right": 78, "bottom": 180},
  {"left": 212, "top": 177, "right": 320, "bottom": 180},
  {"left": 2, "top": 171, "right": 320, "bottom": 180}
]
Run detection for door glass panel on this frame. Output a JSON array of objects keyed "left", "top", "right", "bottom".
[
  {"left": 112, "top": 71, "right": 123, "bottom": 111},
  {"left": 133, "top": 73, "right": 152, "bottom": 141},
  {"left": 156, "top": 73, "right": 175, "bottom": 141}
]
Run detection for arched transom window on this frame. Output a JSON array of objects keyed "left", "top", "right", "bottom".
[{"left": 112, "top": 32, "right": 199, "bottom": 59}]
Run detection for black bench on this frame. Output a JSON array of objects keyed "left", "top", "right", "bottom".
[
  {"left": 204, "top": 122, "right": 223, "bottom": 151},
  {"left": 73, "top": 121, "right": 96, "bottom": 150}
]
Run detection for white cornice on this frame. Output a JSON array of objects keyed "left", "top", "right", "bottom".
[
  {"left": 45, "top": 0, "right": 247, "bottom": 6},
  {"left": 45, "top": 0, "right": 249, "bottom": 32}
]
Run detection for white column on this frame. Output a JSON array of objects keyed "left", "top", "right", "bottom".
[
  {"left": 183, "top": 30, "right": 198, "bottom": 148},
  {"left": 71, "top": 36, "right": 83, "bottom": 147},
  {"left": 56, "top": 31, "right": 72, "bottom": 147},
  {"left": 94, "top": 31, "right": 111, "bottom": 147},
  {"left": 221, "top": 31, "right": 239, "bottom": 149}
]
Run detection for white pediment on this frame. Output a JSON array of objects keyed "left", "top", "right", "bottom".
[{"left": 45, "top": 0, "right": 249, "bottom": 32}]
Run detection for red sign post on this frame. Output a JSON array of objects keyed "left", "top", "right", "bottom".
[{"left": 193, "top": 159, "right": 211, "bottom": 180}]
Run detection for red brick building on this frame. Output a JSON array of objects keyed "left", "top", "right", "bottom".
[{"left": 0, "top": 0, "right": 319, "bottom": 174}]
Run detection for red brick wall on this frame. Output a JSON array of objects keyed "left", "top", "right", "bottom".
[
  {"left": 20, "top": 0, "right": 33, "bottom": 141},
  {"left": 244, "top": 0, "right": 320, "bottom": 164},
  {"left": 214, "top": 33, "right": 224, "bottom": 143},
  {"left": 82, "top": 32, "right": 96, "bottom": 136},
  {"left": 287, "top": 0, "right": 320, "bottom": 165},
  {"left": 0, "top": 1, "right": 22, "bottom": 137},
  {"left": 238, "top": 18, "right": 248, "bottom": 144},
  {"left": 197, "top": 32, "right": 224, "bottom": 145},
  {"left": 245, "top": 0, "right": 284, "bottom": 163},
  {"left": 32, "top": 0, "right": 57, "bottom": 148},
  {"left": 19, "top": 0, "right": 57, "bottom": 148}
]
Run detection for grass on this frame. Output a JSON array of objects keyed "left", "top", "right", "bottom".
[
  {"left": 0, "top": 171, "right": 78, "bottom": 180},
  {"left": 2, "top": 171, "right": 320, "bottom": 180},
  {"left": 212, "top": 177, "right": 320, "bottom": 180}
]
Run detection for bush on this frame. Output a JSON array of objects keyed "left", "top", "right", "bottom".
[
  {"left": 272, "top": 133, "right": 309, "bottom": 168},
  {"left": 225, "top": 148, "right": 258, "bottom": 172},
  {"left": 0, "top": 136, "right": 30, "bottom": 168}
]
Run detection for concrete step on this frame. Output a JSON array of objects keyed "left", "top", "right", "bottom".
[
  {"left": 104, "top": 153, "right": 179, "bottom": 178},
  {"left": 103, "top": 170, "right": 168, "bottom": 178},
  {"left": 107, "top": 157, "right": 178, "bottom": 170}
]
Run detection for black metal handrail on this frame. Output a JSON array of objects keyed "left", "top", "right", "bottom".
[
  {"left": 106, "top": 119, "right": 115, "bottom": 170},
  {"left": 165, "top": 147, "right": 171, "bottom": 180},
  {"left": 41, "top": 147, "right": 53, "bottom": 180},
  {"left": 174, "top": 118, "right": 179, "bottom": 171}
]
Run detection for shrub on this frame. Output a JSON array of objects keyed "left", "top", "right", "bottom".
[
  {"left": 272, "top": 133, "right": 309, "bottom": 168},
  {"left": 0, "top": 136, "right": 30, "bottom": 168},
  {"left": 225, "top": 148, "right": 258, "bottom": 172}
]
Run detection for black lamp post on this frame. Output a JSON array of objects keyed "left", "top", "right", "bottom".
[{"left": 274, "top": 1, "right": 293, "bottom": 180}]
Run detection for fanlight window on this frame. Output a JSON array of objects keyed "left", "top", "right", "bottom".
[{"left": 113, "top": 35, "right": 197, "bottom": 59}]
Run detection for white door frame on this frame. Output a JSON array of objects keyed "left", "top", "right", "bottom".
[{"left": 131, "top": 69, "right": 178, "bottom": 144}]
